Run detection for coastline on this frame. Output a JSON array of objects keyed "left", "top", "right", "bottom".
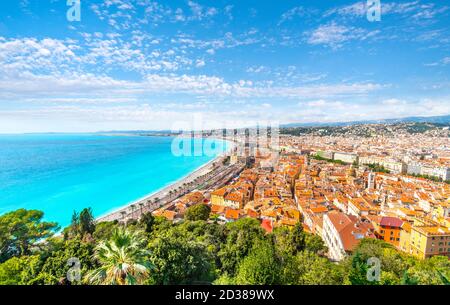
[{"left": 96, "top": 138, "right": 235, "bottom": 223}]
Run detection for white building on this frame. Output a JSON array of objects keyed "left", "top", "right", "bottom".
[
  {"left": 322, "top": 211, "right": 375, "bottom": 261},
  {"left": 359, "top": 156, "right": 407, "bottom": 174},
  {"left": 367, "top": 172, "right": 375, "bottom": 190},
  {"left": 407, "top": 162, "right": 450, "bottom": 181},
  {"left": 333, "top": 152, "right": 359, "bottom": 164}
]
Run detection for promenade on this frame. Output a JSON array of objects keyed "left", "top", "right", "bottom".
[{"left": 96, "top": 140, "right": 244, "bottom": 223}]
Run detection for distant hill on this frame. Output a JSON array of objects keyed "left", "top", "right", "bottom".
[
  {"left": 95, "top": 115, "right": 450, "bottom": 134},
  {"left": 281, "top": 115, "right": 450, "bottom": 128},
  {"left": 281, "top": 121, "right": 450, "bottom": 137}
]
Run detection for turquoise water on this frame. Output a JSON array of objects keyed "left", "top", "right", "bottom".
[{"left": 0, "top": 134, "right": 228, "bottom": 227}]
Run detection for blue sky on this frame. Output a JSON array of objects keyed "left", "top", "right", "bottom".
[{"left": 0, "top": 0, "right": 449, "bottom": 133}]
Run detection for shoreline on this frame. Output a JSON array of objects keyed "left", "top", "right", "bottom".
[{"left": 96, "top": 138, "right": 236, "bottom": 223}]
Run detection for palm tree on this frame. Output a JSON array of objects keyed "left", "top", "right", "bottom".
[
  {"left": 130, "top": 204, "right": 136, "bottom": 218},
  {"left": 86, "top": 228, "right": 153, "bottom": 285},
  {"left": 120, "top": 211, "right": 127, "bottom": 223}
]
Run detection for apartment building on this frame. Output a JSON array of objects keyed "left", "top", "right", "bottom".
[
  {"left": 359, "top": 156, "right": 407, "bottom": 174},
  {"left": 409, "top": 218, "right": 450, "bottom": 259},
  {"left": 369, "top": 216, "right": 403, "bottom": 247},
  {"left": 333, "top": 152, "right": 359, "bottom": 164},
  {"left": 322, "top": 210, "right": 375, "bottom": 261}
]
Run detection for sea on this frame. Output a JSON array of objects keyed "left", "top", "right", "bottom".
[{"left": 0, "top": 134, "right": 229, "bottom": 228}]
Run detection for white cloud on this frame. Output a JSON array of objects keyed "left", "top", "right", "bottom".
[
  {"left": 307, "top": 22, "right": 379, "bottom": 49},
  {"left": 195, "top": 59, "right": 206, "bottom": 67},
  {"left": 424, "top": 56, "right": 450, "bottom": 67},
  {"left": 0, "top": 69, "right": 384, "bottom": 102},
  {"left": 307, "top": 99, "right": 327, "bottom": 107},
  {"left": 324, "top": 2, "right": 366, "bottom": 18},
  {"left": 326, "top": 1, "right": 448, "bottom": 22},
  {"left": 279, "top": 7, "right": 310, "bottom": 25},
  {"left": 2, "top": 96, "right": 448, "bottom": 133},
  {"left": 381, "top": 98, "right": 406, "bottom": 105}
]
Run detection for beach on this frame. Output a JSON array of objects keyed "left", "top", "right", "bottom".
[
  {"left": 0, "top": 134, "right": 234, "bottom": 227},
  {"left": 96, "top": 139, "right": 237, "bottom": 223}
]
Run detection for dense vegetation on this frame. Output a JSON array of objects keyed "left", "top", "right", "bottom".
[
  {"left": 0, "top": 207, "right": 449, "bottom": 285},
  {"left": 311, "top": 154, "right": 348, "bottom": 165},
  {"left": 409, "top": 173, "right": 450, "bottom": 184},
  {"left": 365, "top": 163, "right": 391, "bottom": 174}
]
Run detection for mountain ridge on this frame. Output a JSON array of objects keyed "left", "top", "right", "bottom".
[{"left": 281, "top": 114, "right": 450, "bottom": 128}]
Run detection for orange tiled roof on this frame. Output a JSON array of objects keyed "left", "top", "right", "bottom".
[
  {"left": 225, "top": 192, "right": 244, "bottom": 203},
  {"left": 247, "top": 209, "right": 259, "bottom": 218},
  {"left": 212, "top": 187, "right": 227, "bottom": 197},
  {"left": 225, "top": 208, "right": 240, "bottom": 220},
  {"left": 261, "top": 219, "right": 273, "bottom": 233},
  {"left": 310, "top": 205, "right": 328, "bottom": 214},
  {"left": 211, "top": 204, "right": 225, "bottom": 214}
]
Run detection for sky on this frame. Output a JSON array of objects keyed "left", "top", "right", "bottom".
[{"left": 0, "top": 0, "right": 449, "bottom": 133}]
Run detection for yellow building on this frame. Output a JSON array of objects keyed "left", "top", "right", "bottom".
[
  {"left": 398, "top": 222, "right": 412, "bottom": 254},
  {"left": 409, "top": 218, "right": 450, "bottom": 259},
  {"left": 432, "top": 202, "right": 450, "bottom": 219},
  {"left": 210, "top": 187, "right": 227, "bottom": 206}
]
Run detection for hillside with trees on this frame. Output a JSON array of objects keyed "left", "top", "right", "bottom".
[{"left": 0, "top": 207, "right": 449, "bottom": 285}]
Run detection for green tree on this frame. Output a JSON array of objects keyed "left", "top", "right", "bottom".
[
  {"left": 404, "top": 256, "right": 450, "bottom": 285},
  {"left": 148, "top": 216, "right": 172, "bottom": 236},
  {"left": 0, "top": 256, "right": 27, "bottom": 285},
  {"left": 79, "top": 208, "right": 96, "bottom": 236},
  {"left": 86, "top": 228, "right": 152, "bottom": 285},
  {"left": 92, "top": 221, "right": 118, "bottom": 241},
  {"left": 69, "top": 211, "right": 80, "bottom": 236},
  {"left": 344, "top": 238, "right": 408, "bottom": 285},
  {"left": 0, "top": 255, "right": 42, "bottom": 285},
  {"left": 304, "top": 232, "right": 327, "bottom": 254},
  {"left": 281, "top": 251, "right": 344, "bottom": 285},
  {"left": 37, "top": 238, "right": 96, "bottom": 285},
  {"left": 184, "top": 204, "right": 211, "bottom": 221},
  {"left": 234, "top": 240, "right": 280, "bottom": 285},
  {"left": 139, "top": 212, "right": 155, "bottom": 233},
  {"left": 290, "top": 222, "right": 306, "bottom": 253},
  {"left": 149, "top": 224, "right": 214, "bottom": 284},
  {"left": 272, "top": 222, "right": 321, "bottom": 257},
  {"left": 65, "top": 208, "right": 96, "bottom": 239},
  {"left": 218, "top": 218, "right": 265, "bottom": 277},
  {"left": 0, "top": 209, "right": 59, "bottom": 262}
]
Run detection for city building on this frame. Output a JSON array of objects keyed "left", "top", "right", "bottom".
[
  {"left": 333, "top": 152, "right": 359, "bottom": 164},
  {"left": 409, "top": 218, "right": 450, "bottom": 259},
  {"left": 369, "top": 216, "right": 403, "bottom": 247},
  {"left": 322, "top": 210, "right": 375, "bottom": 261}
]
